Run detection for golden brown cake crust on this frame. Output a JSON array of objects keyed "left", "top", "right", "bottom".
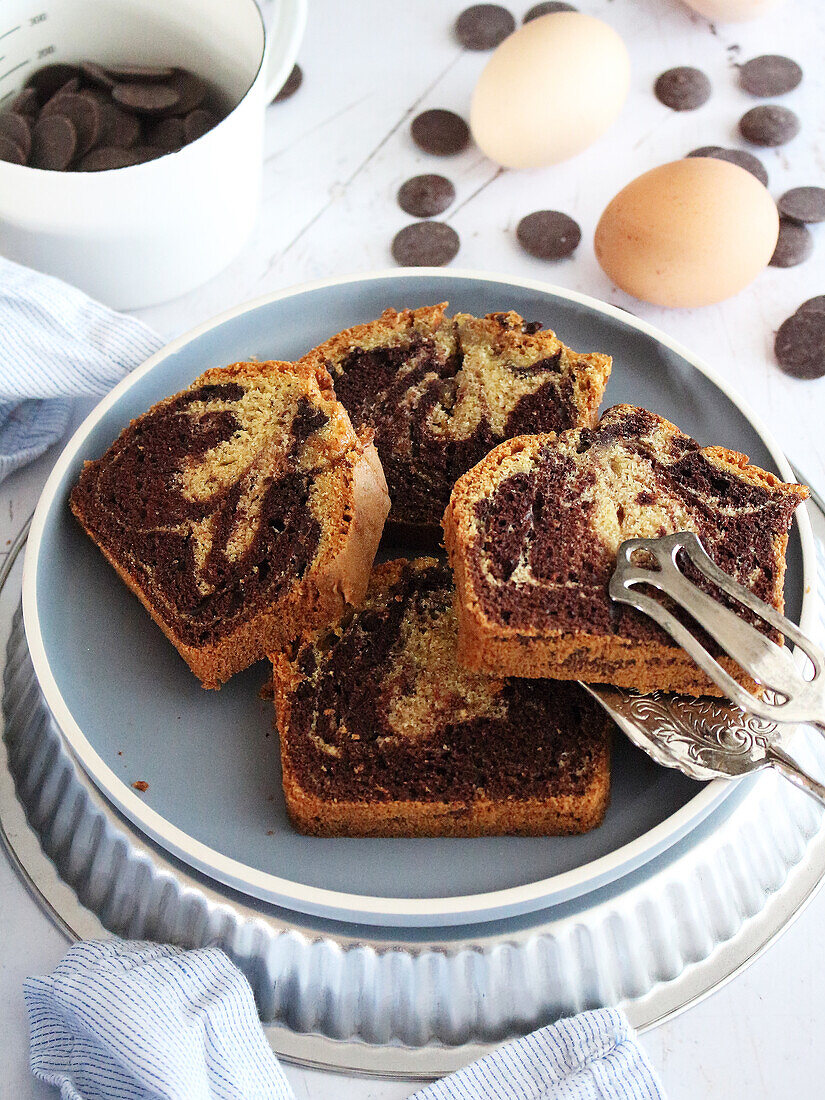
[
  {"left": 444, "top": 405, "right": 808, "bottom": 696},
  {"left": 71, "top": 359, "right": 390, "bottom": 689},
  {"left": 299, "top": 304, "right": 612, "bottom": 540},
  {"left": 270, "top": 558, "right": 612, "bottom": 838},
  {"left": 276, "top": 775, "right": 611, "bottom": 838}
]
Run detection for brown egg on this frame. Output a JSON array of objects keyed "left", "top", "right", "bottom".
[{"left": 594, "top": 158, "right": 779, "bottom": 308}]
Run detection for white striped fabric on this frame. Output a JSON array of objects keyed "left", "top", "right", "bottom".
[
  {"left": 0, "top": 256, "right": 163, "bottom": 482},
  {"left": 411, "top": 1010, "right": 664, "bottom": 1100},
  {"left": 24, "top": 940, "right": 293, "bottom": 1100},
  {"left": 24, "top": 940, "right": 665, "bottom": 1100}
]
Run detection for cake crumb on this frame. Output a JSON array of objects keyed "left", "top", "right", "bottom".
[{"left": 132, "top": 780, "right": 149, "bottom": 792}]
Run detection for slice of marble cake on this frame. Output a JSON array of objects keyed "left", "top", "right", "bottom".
[
  {"left": 444, "top": 404, "right": 808, "bottom": 696},
  {"left": 300, "top": 303, "right": 612, "bottom": 543},
  {"left": 270, "top": 557, "right": 612, "bottom": 837},
  {"left": 71, "top": 360, "right": 389, "bottom": 688}
]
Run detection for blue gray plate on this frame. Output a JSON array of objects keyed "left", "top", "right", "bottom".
[{"left": 21, "top": 271, "right": 815, "bottom": 926}]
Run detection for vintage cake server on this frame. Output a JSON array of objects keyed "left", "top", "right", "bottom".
[{"left": 583, "top": 531, "right": 825, "bottom": 808}]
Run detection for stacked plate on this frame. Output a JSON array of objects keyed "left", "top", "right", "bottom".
[{"left": 3, "top": 271, "right": 823, "bottom": 1075}]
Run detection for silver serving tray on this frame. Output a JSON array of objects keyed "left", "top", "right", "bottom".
[{"left": 3, "top": 525, "right": 825, "bottom": 1078}]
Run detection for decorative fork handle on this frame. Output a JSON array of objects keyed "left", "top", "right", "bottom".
[
  {"left": 610, "top": 531, "right": 825, "bottom": 728},
  {"left": 767, "top": 744, "right": 825, "bottom": 809}
]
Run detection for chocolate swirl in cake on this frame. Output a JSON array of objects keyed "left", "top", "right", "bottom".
[
  {"left": 72, "top": 383, "right": 329, "bottom": 647},
  {"left": 70, "top": 361, "right": 391, "bottom": 689},
  {"left": 281, "top": 560, "right": 608, "bottom": 804},
  {"left": 469, "top": 405, "right": 802, "bottom": 638},
  {"left": 444, "top": 404, "right": 808, "bottom": 695},
  {"left": 301, "top": 304, "right": 611, "bottom": 537}
]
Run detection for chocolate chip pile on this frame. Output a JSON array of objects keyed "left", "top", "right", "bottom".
[{"left": 0, "top": 61, "right": 226, "bottom": 171}]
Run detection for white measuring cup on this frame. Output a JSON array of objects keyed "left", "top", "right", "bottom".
[{"left": 0, "top": 0, "right": 305, "bottom": 309}]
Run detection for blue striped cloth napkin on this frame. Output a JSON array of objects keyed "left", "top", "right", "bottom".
[
  {"left": 24, "top": 939, "right": 665, "bottom": 1100},
  {"left": 0, "top": 256, "right": 162, "bottom": 483}
]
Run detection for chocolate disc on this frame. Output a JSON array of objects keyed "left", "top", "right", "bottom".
[
  {"left": 183, "top": 108, "right": 216, "bottom": 143},
  {"left": 41, "top": 76, "right": 81, "bottom": 113},
  {"left": 770, "top": 218, "right": 813, "bottom": 269},
  {"left": 654, "top": 67, "right": 711, "bottom": 111},
  {"left": 112, "top": 82, "right": 180, "bottom": 115},
  {"left": 10, "top": 59, "right": 225, "bottom": 172},
  {"left": 10, "top": 87, "right": 39, "bottom": 116},
  {"left": 392, "top": 221, "right": 460, "bottom": 266},
  {"left": 524, "top": 2, "right": 576, "bottom": 19},
  {"left": 397, "top": 174, "right": 455, "bottom": 217},
  {"left": 105, "top": 63, "right": 175, "bottom": 81},
  {"left": 687, "top": 145, "right": 725, "bottom": 158},
  {"left": 0, "top": 112, "right": 31, "bottom": 159},
  {"left": 778, "top": 187, "right": 825, "bottom": 225},
  {"left": 686, "top": 145, "right": 768, "bottom": 187},
  {"left": 739, "top": 54, "right": 802, "bottom": 98},
  {"left": 50, "top": 93, "right": 101, "bottom": 157},
  {"left": 80, "top": 61, "right": 116, "bottom": 89},
  {"left": 147, "top": 116, "right": 185, "bottom": 152},
  {"left": 129, "top": 144, "right": 166, "bottom": 164},
  {"left": 516, "top": 210, "right": 581, "bottom": 260},
  {"left": 77, "top": 145, "right": 145, "bottom": 171},
  {"left": 739, "top": 105, "right": 800, "bottom": 147},
  {"left": 0, "top": 134, "right": 26, "bottom": 165},
  {"left": 165, "top": 69, "right": 206, "bottom": 114},
  {"left": 272, "top": 64, "right": 302, "bottom": 103},
  {"left": 775, "top": 311, "right": 825, "bottom": 379},
  {"left": 798, "top": 296, "right": 825, "bottom": 317},
  {"left": 411, "top": 109, "right": 470, "bottom": 155},
  {"left": 30, "top": 114, "right": 76, "bottom": 170},
  {"left": 97, "top": 100, "right": 141, "bottom": 149},
  {"left": 25, "top": 63, "right": 79, "bottom": 102},
  {"left": 455, "top": 5, "right": 516, "bottom": 50}
]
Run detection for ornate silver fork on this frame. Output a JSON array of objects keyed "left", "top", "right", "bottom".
[{"left": 582, "top": 531, "right": 825, "bottom": 808}]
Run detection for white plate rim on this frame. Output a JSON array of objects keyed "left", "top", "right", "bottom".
[{"left": 21, "top": 267, "right": 818, "bottom": 925}]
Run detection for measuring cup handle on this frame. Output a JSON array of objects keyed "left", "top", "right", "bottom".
[{"left": 262, "top": 0, "right": 308, "bottom": 104}]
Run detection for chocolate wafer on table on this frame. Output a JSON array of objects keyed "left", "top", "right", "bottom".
[
  {"left": 455, "top": 5, "right": 516, "bottom": 50},
  {"left": 397, "top": 174, "right": 455, "bottom": 217},
  {"left": 411, "top": 109, "right": 470, "bottom": 155}
]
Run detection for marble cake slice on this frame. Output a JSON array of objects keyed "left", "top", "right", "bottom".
[
  {"left": 270, "top": 558, "right": 612, "bottom": 837},
  {"left": 444, "top": 404, "right": 808, "bottom": 696},
  {"left": 299, "top": 303, "right": 611, "bottom": 543},
  {"left": 71, "top": 360, "right": 390, "bottom": 689}
]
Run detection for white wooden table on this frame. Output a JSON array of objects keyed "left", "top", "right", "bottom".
[{"left": 2, "top": 0, "right": 825, "bottom": 1095}]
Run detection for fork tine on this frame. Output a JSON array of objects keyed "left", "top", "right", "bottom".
[
  {"left": 611, "top": 531, "right": 825, "bottom": 724},
  {"left": 675, "top": 531, "right": 825, "bottom": 677},
  {"left": 615, "top": 564, "right": 803, "bottom": 697},
  {"left": 611, "top": 583, "right": 782, "bottom": 719}
]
